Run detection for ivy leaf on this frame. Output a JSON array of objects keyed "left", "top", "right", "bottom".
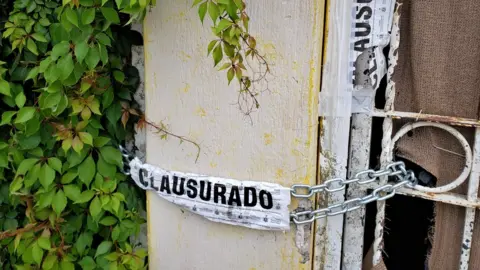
[
  {"left": 100, "top": 216, "right": 117, "bottom": 226},
  {"left": 101, "top": 8, "right": 120, "bottom": 24},
  {"left": 10, "top": 176, "right": 23, "bottom": 192},
  {"left": 113, "top": 70, "right": 124, "bottom": 82},
  {"left": 85, "top": 46, "right": 100, "bottom": 70},
  {"left": 198, "top": 2, "right": 207, "bottom": 23},
  {"left": 207, "top": 40, "right": 217, "bottom": 55},
  {"left": 40, "top": 163, "right": 56, "bottom": 188},
  {"left": 192, "top": 0, "right": 203, "bottom": 6},
  {"left": 38, "top": 236, "right": 51, "bottom": 250},
  {"left": 15, "top": 107, "right": 36, "bottom": 123},
  {"left": 48, "top": 157, "right": 63, "bottom": 173},
  {"left": 61, "top": 170, "right": 78, "bottom": 184},
  {"left": 78, "top": 155, "right": 95, "bottom": 186},
  {"left": 31, "top": 33, "right": 47, "bottom": 42},
  {"left": 58, "top": 53, "right": 75, "bottom": 80},
  {"left": 212, "top": 44, "right": 223, "bottom": 67},
  {"left": 60, "top": 261, "right": 75, "bottom": 270},
  {"left": 27, "top": 38, "right": 38, "bottom": 55},
  {"left": 88, "top": 98, "right": 101, "bottom": 115},
  {"left": 99, "top": 44, "right": 108, "bottom": 65},
  {"left": 32, "top": 242, "right": 43, "bottom": 265},
  {"left": 52, "top": 189, "right": 67, "bottom": 215},
  {"left": 75, "top": 190, "right": 95, "bottom": 204},
  {"left": 208, "top": 2, "right": 220, "bottom": 23},
  {"left": 52, "top": 41, "right": 71, "bottom": 60},
  {"left": 82, "top": 8, "right": 96, "bottom": 25},
  {"left": 78, "top": 256, "right": 96, "bottom": 270},
  {"left": 75, "top": 41, "right": 89, "bottom": 63},
  {"left": 0, "top": 111, "right": 16, "bottom": 126},
  {"left": 97, "top": 155, "right": 116, "bottom": 178},
  {"left": 95, "top": 241, "right": 112, "bottom": 258},
  {"left": 76, "top": 232, "right": 93, "bottom": 256},
  {"left": 43, "top": 254, "right": 57, "bottom": 269},
  {"left": 79, "top": 132, "right": 93, "bottom": 145},
  {"left": 62, "top": 138, "right": 72, "bottom": 152},
  {"left": 89, "top": 196, "right": 101, "bottom": 217},
  {"left": 72, "top": 136, "right": 84, "bottom": 153},
  {"left": 66, "top": 8, "right": 79, "bottom": 27},
  {"left": 64, "top": 184, "right": 81, "bottom": 201},
  {"left": 93, "top": 137, "right": 110, "bottom": 148},
  {"left": 100, "top": 146, "right": 123, "bottom": 167},
  {"left": 26, "top": 67, "right": 39, "bottom": 81},
  {"left": 227, "top": 67, "right": 235, "bottom": 84},
  {"left": 217, "top": 19, "right": 233, "bottom": 32},
  {"left": 16, "top": 158, "right": 39, "bottom": 176},
  {"left": 0, "top": 80, "right": 11, "bottom": 96},
  {"left": 95, "top": 33, "right": 111, "bottom": 46},
  {"left": 15, "top": 92, "right": 26, "bottom": 108}
]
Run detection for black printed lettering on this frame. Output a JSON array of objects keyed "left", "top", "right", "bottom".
[
  {"left": 138, "top": 168, "right": 148, "bottom": 187},
  {"left": 186, "top": 179, "right": 198, "bottom": 198},
  {"left": 354, "top": 38, "right": 370, "bottom": 52},
  {"left": 172, "top": 176, "right": 185, "bottom": 195},
  {"left": 355, "top": 22, "right": 371, "bottom": 37},
  {"left": 356, "top": 6, "right": 372, "bottom": 20},
  {"left": 199, "top": 181, "right": 211, "bottom": 201},
  {"left": 150, "top": 176, "right": 159, "bottom": 191},
  {"left": 243, "top": 187, "right": 257, "bottom": 207},
  {"left": 213, "top": 183, "right": 227, "bottom": 204},
  {"left": 357, "top": 0, "right": 372, "bottom": 3},
  {"left": 259, "top": 190, "right": 273, "bottom": 209},
  {"left": 160, "top": 175, "right": 171, "bottom": 194},
  {"left": 227, "top": 186, "right": 242, "bottom": 206}
]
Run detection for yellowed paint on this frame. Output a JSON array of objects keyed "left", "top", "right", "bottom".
[
  {"left": 323, "top": 0, "right": 331, "bottom": 67},
  {"left": 181, "top": 83, "right": 191, "bottom": 93},
  {"left": 209, "top": 162, "right": 217, "bottom": 168},
  {"left": 195, "top": 107, "right": 207, "bottom": 117},
  {"left": 178, "top": 51, "right": 192, "bottom": 62},
  {"left": 275, "top": 168, "right": 285, "bottom": 179},
  {"left": 263, "top": 133, "right": 273, "bottom": 145},
  {"left": 291, "top": 61, "right": 299, "bottom": 72}
]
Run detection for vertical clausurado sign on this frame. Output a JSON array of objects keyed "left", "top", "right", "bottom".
[{"left": 143, "top": 0, "right": 325, "bottom": 269}]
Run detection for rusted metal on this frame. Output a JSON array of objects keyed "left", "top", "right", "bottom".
[
  {"left": 396, "top": 188, "right": 480, "bottom": 209},
  {"left": 372, "top": 109, "right": 480, "bottom": 127}
]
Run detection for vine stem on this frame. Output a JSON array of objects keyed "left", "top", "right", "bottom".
[
  {"left": 0, "top": 221, "right": 49, "bottom": 241},
  {"left": 143, "top": 119, "right": 201, "bottom": 163}
]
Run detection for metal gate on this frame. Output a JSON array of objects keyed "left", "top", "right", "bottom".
[{"left": 321, "top": 0, "right": 480, "bottom": 269}]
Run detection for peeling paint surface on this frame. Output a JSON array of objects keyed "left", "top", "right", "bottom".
[{"left": 144, "top": 1, "right": 325, "bottom": 269}]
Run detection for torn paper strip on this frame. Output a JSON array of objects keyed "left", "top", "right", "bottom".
[
  {"left": 351, "top": 0, "right": 395, "bottom": 113},
  {"left": 129, "top": 158, "right": 292, "bottom": 231}
]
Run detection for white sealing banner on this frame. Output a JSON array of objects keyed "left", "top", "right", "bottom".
[{"left": 129, "top": 158, "right": 292, "bottom": 231}]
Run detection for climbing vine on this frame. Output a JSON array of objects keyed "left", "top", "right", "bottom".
[{"left": 0, "top": 0, "right": 262, "bottom": 269}]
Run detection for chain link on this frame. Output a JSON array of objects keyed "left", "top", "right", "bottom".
[
  {"left": 117, "top": 146, "right": 417, "bottom": 226},
  {"left": 290, "top": 161, "right": 417, "bottom": 225}
]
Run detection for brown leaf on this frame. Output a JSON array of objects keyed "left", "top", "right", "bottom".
[{"left": 121, "top": 111, "right": 129, "bottom": 128}]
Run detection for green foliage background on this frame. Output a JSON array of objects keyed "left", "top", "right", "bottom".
[{"left": 0, "top": 0, "right": 259, "bottom": 269}]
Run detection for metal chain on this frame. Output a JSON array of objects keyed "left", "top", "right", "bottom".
[
  {"left": 118, "top": 146, "right": 417, "bottom": 226},
  {"left": 290, "top": 161, "right": 417, "bottom": 225}
]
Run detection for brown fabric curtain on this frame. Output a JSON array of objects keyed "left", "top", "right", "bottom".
[{"left": 391, "top": 0, "right": 480, "bottom": 269}]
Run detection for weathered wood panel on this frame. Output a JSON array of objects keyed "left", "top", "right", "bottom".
[{"left": 143, "top": 0, "right": 325, "bottom": 269}]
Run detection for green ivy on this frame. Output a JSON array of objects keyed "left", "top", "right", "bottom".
[{"left": 0, "top": 0, "right": 259, "bottom": 269}]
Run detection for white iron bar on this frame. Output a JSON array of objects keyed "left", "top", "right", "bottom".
[
  {"left": 459, "top": 127, "right": 480, "bottom": 269},
  {"left": 342, "top": 114, "right": 372, "bottom": 270},
  {"left": 371, "top": 109, "right": 480, "bottom": 127}
]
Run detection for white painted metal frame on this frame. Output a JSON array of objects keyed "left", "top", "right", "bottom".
[{"left": 338, "top": 2, "right": 480, "bottom": 269}]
